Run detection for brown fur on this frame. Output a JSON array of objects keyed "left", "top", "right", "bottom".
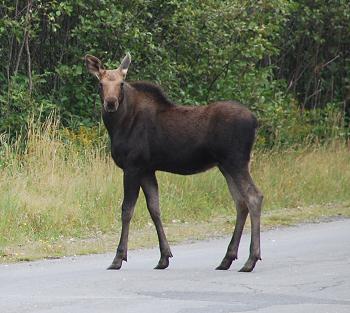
[{"left": 85, "top": 54, "right": 263, "bottom": 271}]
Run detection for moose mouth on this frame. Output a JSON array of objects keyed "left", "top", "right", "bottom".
[{"left": 104, "top": 102, "right": 119, "bottom": 113}]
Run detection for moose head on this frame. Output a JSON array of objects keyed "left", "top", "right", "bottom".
[{"left": 85, "top": 53, "right": 131, "bottom": 112}]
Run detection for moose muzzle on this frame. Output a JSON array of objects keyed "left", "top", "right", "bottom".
[{"left": 104, "top": 97, "right": 119, "bottom": 113}]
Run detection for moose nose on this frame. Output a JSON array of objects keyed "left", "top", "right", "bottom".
[{"left": 104, "top": 97, "right": 118, "bottom": 112}]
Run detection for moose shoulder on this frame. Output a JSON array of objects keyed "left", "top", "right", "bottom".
[{"left": 85, "top": 53, "right": 263, "bottom": 272}]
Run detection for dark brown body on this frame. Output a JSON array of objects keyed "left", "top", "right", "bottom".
[
  {"left": 105, "top": 83, "right": 257, "bottom": 175},
  {"left": 85, "top": 54, "right": 263, "bottom": 271}
]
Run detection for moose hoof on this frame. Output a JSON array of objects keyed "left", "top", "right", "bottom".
[
  {"left": 215, "top": 262, "right": 231, "bottom": 271},
  {"left": 154, "top": 257, "right": 170, "bottom": 270},
  {"left": 238, "top": 265, "right": 253, "bottom": 272},
  {"left": 107, "top": 263, "right": 122, "bottom": 270},
  {"left": 215, "top": 256, "right": 235, "bottom": 270},
  {"left": 107, "top": 258, "right": 123, "bottom": 270},
  {"left": 238, "top": 258, "right": 259, "bottom": 272}
]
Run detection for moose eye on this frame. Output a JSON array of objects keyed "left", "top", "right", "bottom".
[
  {"left": 120, "top": 81, "right": 124, "bottom": 87},
  {"left": 98, "top": 82, "right": 103, "bottom": 90}
]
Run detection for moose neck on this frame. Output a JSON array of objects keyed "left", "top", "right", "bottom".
[{"left": 102, "top": 84, "right": 135, "bottom": 139}]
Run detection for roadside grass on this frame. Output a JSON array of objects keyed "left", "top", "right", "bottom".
[{"left": 0, "top": 119, "right": 349, "bottom": 262}]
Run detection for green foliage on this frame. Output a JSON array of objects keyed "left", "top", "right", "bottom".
[
  {"left": 275, "top": 0, "right": 350, "bottom": 108},
  {"left": 0, "top": 0, "right": 349, "bottom": 147}
]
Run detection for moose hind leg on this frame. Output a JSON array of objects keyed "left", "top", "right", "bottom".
[
  {"left": 236, "top": 171, "right": 263, "bottom": 272},
  {"left": 216, "top": 169, "right": 249, "bottom": 270},
  {"left": 108, "top": 172, "right": 140, "bottom": 270},
  {"left": 141, "top": 173, "right": 173, "bottom": 269}
]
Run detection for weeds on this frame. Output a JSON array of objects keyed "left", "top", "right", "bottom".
[{"left": 0, "top": 117, "right": 349, "bottom": 260}]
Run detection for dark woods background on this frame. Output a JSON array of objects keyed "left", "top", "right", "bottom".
[{"left": 1, "top": 0, "right": 349, "bottom": 148}]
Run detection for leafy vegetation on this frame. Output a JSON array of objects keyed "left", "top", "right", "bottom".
[{"left": 1, "top": 0, "right": 349, "bottom": 147}]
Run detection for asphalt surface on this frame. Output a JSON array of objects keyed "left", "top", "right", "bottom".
[{"left": 1, "top": 219, "right": 350, "bottom": 313}]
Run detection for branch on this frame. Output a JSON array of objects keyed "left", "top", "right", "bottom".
[
  {"left": 206, "top": 51, "right": 240, "bottom": 101},
  {"left": 14, "top": 0, "right": 33, "bottom": 94},
  {"left": 26, "top": 0, "right": 33, "bottom": 95},
  {"left": 25, "top": 29, "right": 32, "bottom": 95},
  {"left": 14, "top": 33, "right": 26, "bottom": 76}
]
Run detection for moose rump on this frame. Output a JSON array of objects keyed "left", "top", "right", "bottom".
[{"left": 85, "top": 53, "right": 263, "bottom": 272}]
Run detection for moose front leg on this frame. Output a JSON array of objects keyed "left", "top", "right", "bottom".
[
  {"left": 108, "top": 171, "right": 140, "bottom": 270},
  {"left": 141, "top": 173, "right": 173, "bottom": 269}
]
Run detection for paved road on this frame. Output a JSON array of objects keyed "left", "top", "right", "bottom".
[{"left": 1, "top": 219, "right": 350, "bottom": 313}]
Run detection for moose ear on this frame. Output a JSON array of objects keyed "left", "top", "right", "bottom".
[
  {"left": 85, "top": 54, "right": 103, "bottom": 79},
  {"left": 119, "top": 53, "right": 131, "bottom": 77}
]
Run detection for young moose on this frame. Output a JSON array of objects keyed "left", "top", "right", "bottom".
[{"left": 85, "top": 53, "right": 263, "bottom": 272}]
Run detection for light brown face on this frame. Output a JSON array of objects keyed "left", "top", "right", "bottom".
[{"left": 85, "top": 54, "right": 131, "bottom": 113}]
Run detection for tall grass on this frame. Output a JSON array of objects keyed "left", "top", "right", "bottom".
[{"left": 0, "top": 117, "right": 349, "bottom": 249}]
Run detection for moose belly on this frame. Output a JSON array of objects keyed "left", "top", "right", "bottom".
[{"left": 155, "top": 148, "right": 217, "bottom": 175}]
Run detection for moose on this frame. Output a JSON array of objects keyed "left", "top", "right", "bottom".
[{"left": 85, "top": 53, "right": 263, "bottom": 272}]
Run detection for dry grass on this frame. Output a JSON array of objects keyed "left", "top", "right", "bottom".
[{"left": 0, "top": 118, "right": 349, "bottom": 262}]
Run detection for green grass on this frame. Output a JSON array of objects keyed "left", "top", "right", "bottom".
[{"left": 0, "top": 119, "right": 349, "bottom": 262}]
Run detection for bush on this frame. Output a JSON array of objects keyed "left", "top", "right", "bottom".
[{"left": 0, "top": 0, "right": 349, "bottom": 147}]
